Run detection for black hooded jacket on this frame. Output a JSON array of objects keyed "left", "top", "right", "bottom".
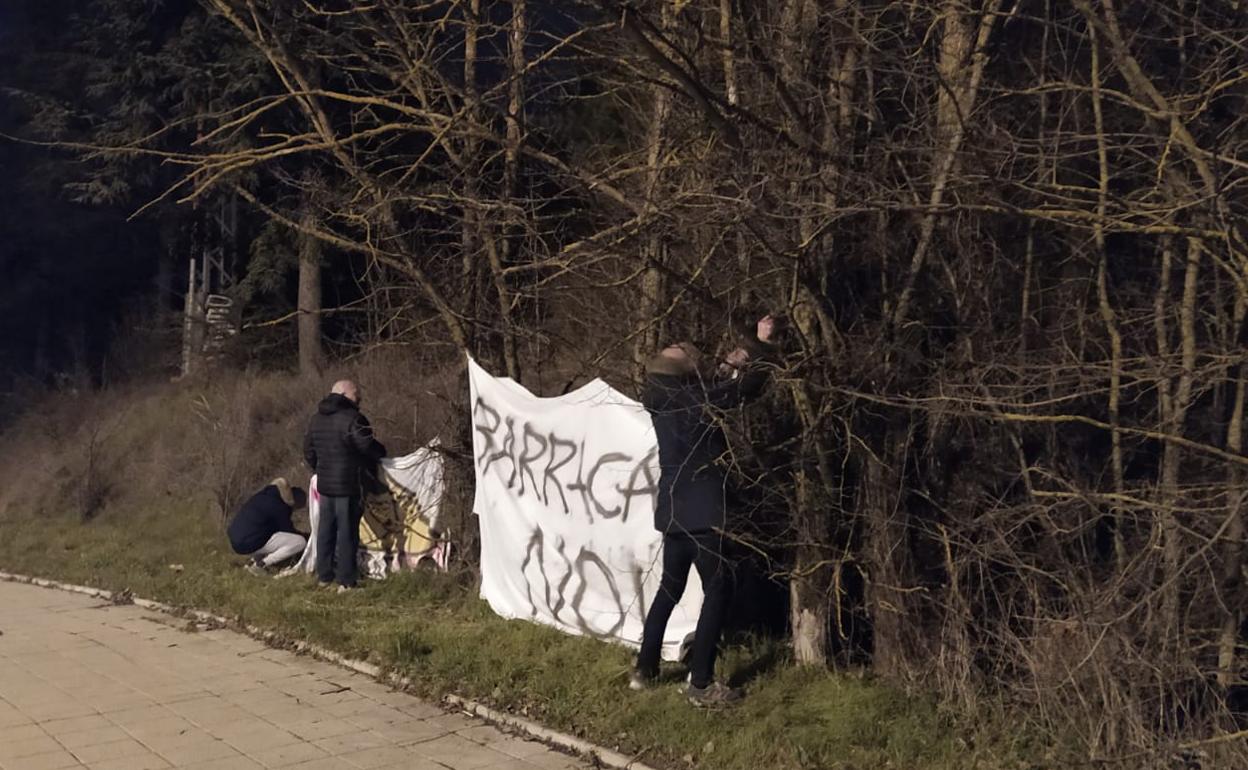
[
  {"left": 642, "top": 345, "right": 772, "bottom": 534},
  {"left": 303, "top": 393, "right": 387, "bottom": 497}
]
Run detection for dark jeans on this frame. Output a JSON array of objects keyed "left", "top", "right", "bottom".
[
  {"left": 637, "top": 531, "right": 730, "bottom": 689},
  {"left": 316, "top": 495, "right": 362, "bottom": 587}
]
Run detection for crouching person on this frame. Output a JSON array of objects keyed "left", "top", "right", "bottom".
[{"left": 228, "top": 478, "right": 309, "bottom": 576}]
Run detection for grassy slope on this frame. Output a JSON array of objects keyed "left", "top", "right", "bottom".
[{"left": 0, "top": 372, "right": 1035, "bottom": 770}]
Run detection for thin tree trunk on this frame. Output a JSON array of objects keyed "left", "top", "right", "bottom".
[
  {"left": 865, "top": 426, "right": 911, "bottom": 681},
  {"left": 1218, "top": 293, "right": 1247, "bottom": 688},
  {"left": 788, "top": 295, "right": 832, "bottom": 666},
  {"left": 460, "top": 0, "right": 482, "bottom": 352},
  {"left": 632, "top": 3, "right": 674, "bottom": 383},
  {"left": 790, "top": 469, "right": 828, "bottom": 665},
  {"left": 890, "top": 0, "right": 1003, "bottom": 331},
  {"left": 1151, "top": 238, "right": 1176, "bottom": 638},
  {"left": 1155, "top": 239, "right": 1202, "bottom": 642},
  {"left": 833, "top": 2, "right": 859, "bottom": 138},
  {"left": 1090, "top": 25, "right": 1126, "bottom": 566},
  {"left": 297, "top": 217, "right": 323, "bottom": 377},
  {"left": 719, "top": 0, "right": 737, "bottom": 107},
  {"left": 492, "top": 0, "right": 526, "bottom": 381},
  {"left": 784, "top": 0, "right": 860, "bottom": 667},
  {"left": 865, "top": 0, "right": 1000, "bottom": 684}
]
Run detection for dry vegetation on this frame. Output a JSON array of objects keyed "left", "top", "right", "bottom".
[{"left": 0, "top": 352, "right": 464, "bottom": 536}]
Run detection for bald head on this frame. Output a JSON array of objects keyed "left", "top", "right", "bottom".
[
  {"left": 331, "top": 380, "right": 360, "bottom": 405},
  {"left": 646, "top": 342, "right": 700, "bottom": 376},
  {"left": 660, "top": 343, "right": 700, "bottom": 365}
]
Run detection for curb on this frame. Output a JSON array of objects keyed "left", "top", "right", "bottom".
[{"left": 0, "top": 570, "right": 660, "bottom": 770}]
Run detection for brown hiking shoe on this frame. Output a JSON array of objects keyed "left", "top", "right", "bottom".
[{"left": 685, "top": 681, "right": 743, "bottom": 708}]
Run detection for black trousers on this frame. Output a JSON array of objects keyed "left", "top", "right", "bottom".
[
  {"left": 636, "top": 531, "right": 730, "bottom": 689},
  {"left": 316, "top": 495, "right": 362, "bottom": 587}
]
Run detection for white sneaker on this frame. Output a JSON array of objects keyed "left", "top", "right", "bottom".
[{"left": 628, "top": 669, "right": 656, "bottom": 691}]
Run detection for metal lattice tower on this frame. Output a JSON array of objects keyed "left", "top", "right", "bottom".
[{"left": 181, "top": 195, "right": 240, "bottom": 377}]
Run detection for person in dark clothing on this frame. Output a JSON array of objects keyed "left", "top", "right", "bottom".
[
  {"left": 631, "top": 315, "right": 776, "bottom": 707},
  {"left": 303, "top": 379, "right": 387, "bottom": 591},
  {"left": 227, "top": 478, "right": 308, "bottom": 576}
]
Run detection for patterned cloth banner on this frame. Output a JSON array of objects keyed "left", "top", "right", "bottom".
[
  {"left": 360, "top": 441, "right": 449, "bottom": 576},
  {"left": 282, "top": 443, "right": 446, "bottom": 578}
]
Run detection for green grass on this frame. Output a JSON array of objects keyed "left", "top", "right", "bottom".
[{"left": 0, "top": 500, "right": 1034, "bottom": 770}]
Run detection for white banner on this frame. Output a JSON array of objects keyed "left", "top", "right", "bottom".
[
  {"left": 284, "top": 476, "right": 321, "bottom": 576},
  {"left": 469, "top": 357, "right": 701, "bottom": 660}
]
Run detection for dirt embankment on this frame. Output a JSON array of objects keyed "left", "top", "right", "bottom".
[{"left": 0, "top": 350, "right": 466, "bottom": 529}]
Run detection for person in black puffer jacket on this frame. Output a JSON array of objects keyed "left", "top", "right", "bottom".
[
  {"left": 303, "top": 380, "right": 387, "bottom": 590},
  {"left": 630, "top": 315, "right": 776, "bottom": 708}
]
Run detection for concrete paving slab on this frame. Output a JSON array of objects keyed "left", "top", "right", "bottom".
[{"left": 0, "top": 582, "right": 590, "bottom": 770}]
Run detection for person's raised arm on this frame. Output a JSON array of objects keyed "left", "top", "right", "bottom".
[{"left": 703, "top": 315, "right": 777, "bottom": 409}]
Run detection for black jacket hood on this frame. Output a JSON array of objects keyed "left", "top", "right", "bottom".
[{"left": 318, "top": 393, "right": 357, "bottom": 415}]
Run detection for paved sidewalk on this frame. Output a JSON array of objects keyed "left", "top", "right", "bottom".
[{"left": 0, "top": 581, "right": 588, "bottom": 770}]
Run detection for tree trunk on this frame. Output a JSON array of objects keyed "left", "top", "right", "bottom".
[
  {"left": 718, "top": 0, "right": 737, "bottom": 107},
  {"left": 491, "top": 0, "right": 527, "bottom": 381},
  {"left": 632, "top": 2, "right": 674, "bottom": 383},
  {"left": 460, "top": 0, "right": 482, "bottom": 353},
  {"left": 1090, "top": 26, "right": 1127, "bottom": 566},
  {"left": 864, "top": 426, "right": 912, "bottom": 682},
  {"left": 790, "top": 464, "right": 831, "bottom": 665},
  {"left": 1218, "top": 293, "right": 1247, "bottom": 688},
  {"left": 781, "top": 1, "right": 860, "bottom": 667},
  {"left": 1154, "top": 238, "right": 1201, "bottom": 644},
  {"left": 787, "top": 294, "right": 834, "bottom": 665},
  {"left": 297, "top": 201, "right": 323, "bottom": 377},
  {"left": 890, "top": 0, "right": 1002, "bottom": 331},
  {"left": 790, "top": 549, "right": 828, "bottom": 664}
]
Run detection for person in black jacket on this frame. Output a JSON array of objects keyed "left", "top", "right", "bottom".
[
  {"left": 303, "top": 379, "right": 387, "bottom": 591},
  {"left": 631, "top": 315, "right": 776, "bottom": 707},
  {"left": 227, "top": 478, "right": 308, "bottom": 576}
]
